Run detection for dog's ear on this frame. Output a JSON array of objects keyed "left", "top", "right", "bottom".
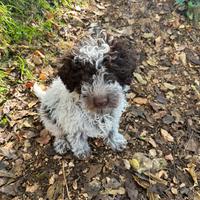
[
  {"left": 58, "top": 55, "right": 82, "bottom": 93},
  {"left": 103, "top": 39, "right": 136, "bottom": 86}
]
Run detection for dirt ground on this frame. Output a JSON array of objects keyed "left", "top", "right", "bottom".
[{"left": 0, "top": 0, "right": 200, "bottom": 199}]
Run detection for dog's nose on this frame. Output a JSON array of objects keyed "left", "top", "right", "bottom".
[{"left": 94, "top": 96, "right": 108, "bottom": 107}]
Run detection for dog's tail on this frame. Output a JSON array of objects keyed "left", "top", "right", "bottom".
[{"left": 33, "top": 83, "right": 46, "bottom": 100}]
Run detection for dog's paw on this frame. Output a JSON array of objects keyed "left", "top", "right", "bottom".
[
  {"left": 106, "top": 132, "right": 127, "bottom": 152},
  {"left": 73, "top": 145, "right": 91, "bottom": 159},
  {"left": 54, "top": 139, "right": 69, "bottom": 155}
]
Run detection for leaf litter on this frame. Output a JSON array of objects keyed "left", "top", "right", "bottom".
[{"left": 0, "top": 0, "right": 200, "bottom": 199}]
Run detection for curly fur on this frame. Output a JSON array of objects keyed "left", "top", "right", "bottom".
[{"left": 34, "top": 28, "right": 136, "bottom": 158}]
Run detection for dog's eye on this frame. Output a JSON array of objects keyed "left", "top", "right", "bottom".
[{"left": 82, "top": 95, "right": 88, "bottom": 98}]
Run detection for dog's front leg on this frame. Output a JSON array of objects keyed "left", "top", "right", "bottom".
[
  {"left": 67, "top": 132, "right": 91, "bottom": 158},
  {"left": 106, "top": 130, "right": 127, "bottom": 152},
  {"left": 105, "top": 110, "right": 127, "bottom": 151}
]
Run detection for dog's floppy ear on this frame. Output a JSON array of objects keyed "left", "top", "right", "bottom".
[
  {"left": 58, "top": 55, "right": 82, "bottom": 93},
  {"left": 103, "top": 39, "right": 136, "bottom": 86}
]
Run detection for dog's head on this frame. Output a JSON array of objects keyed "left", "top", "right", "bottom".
[{"left": 58, "top": 35, "right": 136, "bottom": 113}]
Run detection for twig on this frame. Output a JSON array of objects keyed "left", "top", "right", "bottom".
[{"left": 62, "top": 160, "right": 71, "bottom": 200}]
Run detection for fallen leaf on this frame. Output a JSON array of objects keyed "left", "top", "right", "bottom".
[
  {"left": 0, "top": 169, "right": 16, "bottom": 178},
  {"left": 162, "top": 114, "right": 174, "bottom": 125},
  {"left": 36, "top": 129, "right": 51, "bottom": 145},
  {"left": 152, "top": 111, "right": 167, "bottom": 120},
  {"left": 185, "top": 163, "right": 198, "bottom": 187},
  {"left": 126, "top": 93, "right": 136, "bottom": 99},
  {"left": 152, "top": 158, "right": 168, "bottom": 172},
  {"left": 133, "top": 73, "right": 147, "bottom": 85},
  {"left": 25, "top": 81, "right": 34, "bottom": 89},
  {"left": 103, "top": 187, "right": 125, "bottom": 195},
  {"left": 163, "top": 82, "right": 176, "bottom": 90},
  {"left": 33, "top": 50, "right": 45, "bottom": 58},
  {"left": 32, "top": 55, "right": 43, "bottom": 65},
  {"left": 147, "top": 191, "right": 160, "bottom": 200},
  {"left": 26, "top": 183, "right": 39, "bottom": 193},
  {"left": 155, "top": 36, "right": 162, "bottom": 48},
  {"left": 171, "top": 187, "right": 178, "bottom": 195},
  {"left": 86, "top": 164, "right": 103, "bottom": 180},
  {"left": 148, "top": 138, "right": 157, "bottom": 148},
  {"left": 133, "top": 97, "right": 148, "bottom": 105},
  {"left": 160, "top": 129, "right": 174, "bottom": 142},
  {"left": 185, "top": 138, "right": 200, "bottom": 153},
  {"left": 130, "top": 152, "right": 153, "bottom": 173},
  {"left": 143, "top": 32, "right": 154, "bottom": 39},
  {"left": 0, "top": 142, "right": 17, "bottom": 159},
  {"left": 194, "top": 191, "right": 200, "bottom": 200},
  {"left": 39, "top": 72, "right": 47, "bottom": 81},
  {"left": 125, "top": 176, "right": 139, "bottom": 200},
  {"left": 146, "top": 57, "right": 157, "bottom": 66},
  {"left": 129, "top": 159, "right": 140, "bottom": 171},
  {"left": 165, "top": 154, "right": 174, "bottom": 161},
  {"left": 179, "top": 52, "right": 187, "bottom": 66},
  {"left": 105, "top": 177, "right": 121, "bottom": 189},
  {"left": 132, "top": 174, "right": 150, "bottom": 189}
]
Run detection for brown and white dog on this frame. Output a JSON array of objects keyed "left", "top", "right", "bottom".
[{"left": 34, "top": 28, "right": 136, "bottom": 158}]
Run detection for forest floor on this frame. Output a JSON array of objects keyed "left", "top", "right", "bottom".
[{"left": 0, "top": 0, "right": 200, "bottom": 199}]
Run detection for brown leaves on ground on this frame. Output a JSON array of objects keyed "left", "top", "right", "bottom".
[
  {"left": 1, "top": 0, "right": 200, "bottom": 199},
  {"left": 36, "top": 129, "right": 51, "bottom": 145}
]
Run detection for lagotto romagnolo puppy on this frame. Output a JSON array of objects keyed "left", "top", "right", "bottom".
[{"left": 33, "top": 28, "right": 136, "bottom": 158}]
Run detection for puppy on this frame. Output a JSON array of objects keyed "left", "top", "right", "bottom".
[{"left": 34, "top": 29, "right": 136, "bottom": 158}]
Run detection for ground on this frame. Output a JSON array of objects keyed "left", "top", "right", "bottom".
[{"left": 0, "top": 0, "right": 200, "bottom": 199}]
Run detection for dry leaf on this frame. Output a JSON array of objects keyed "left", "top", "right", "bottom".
[
  {"left": 25, "top": 81, "right": 34, "bottom": 89},
  {"left": 39, "top": 72, "right": 47, "bottom": 81},
  {"left": 103, "top": 187, "right": 125, "bottom": 195},
  {"left": 194, "top": 191, "right": 200, "bottom": 200},
  {"left": 163, "top": 82, "right": 176, "bottom": 90},
  {"left": 33, "top": 50, "right": 45, "bottom": 58},
  {"left": 133, "top": 73, "right": 147, "bottom": 85},
  {"left": 147, "top": 191, "right": 160, "bottom": 200},
  {"left": 146, "top": 57, "right": 157, "bottom": 66},
  {"left": 132, "top": 175, "right": 150, "bottom": 189},
  {"left": 179, "top": 52, "right": 187, "bottom": 66},
  {"left": 36, "top": 129, "right": 51, "bottom": 145},
  {"left": 148, "top": 138, "right": 157, "bottom": 148},
  {"left": 143, "top": 32, "right": 154, "bottom": 39},
  {"left": 160, "top": 129, "right": 174, "bottom": 142},
  {"left": 26, "top": 183, "right": 39, "bottom": 193},
  {"left": 133, "top": 97, "right": 148, "bottom": 105},
  {"left": 171, "top": 187, "right": 178, "bottom": 195},
  {"left": 185, "top": 163, "right": 198, "bottom": 187},
  {"left": 165, "top": 154, "right": 173, "bottom": 161},
  {"left": 130, "top": 152, "right": 153, "bottom": 173}
]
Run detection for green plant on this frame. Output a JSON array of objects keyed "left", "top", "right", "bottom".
[
  {"left": 17, "top": 56, "right": 33, "bottom": 80},
  {"left": 0, "top": 70, "right": 8, "bottom": 100},
  {"left": 176, "top": 0, "right": 200, "bottom": 24}
]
